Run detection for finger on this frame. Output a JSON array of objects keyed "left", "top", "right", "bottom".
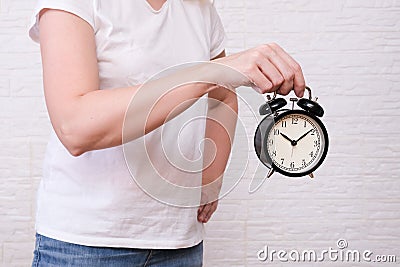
[
  {"left": 197, "top": 205, "right": 205, "bottom": 215},
  {"left": 268, "top": 44, "right": 306, "bottom": 97},
  {"left": 198, "top": 203, "right": 212, "bottom": 222},
  {"left": 256, "top": 60, "right": 284, "bottom": 92},
  {"left": 198, "top": 210, "right": 207, "bottom": 223},
  {"left": 204, "top": 202, "right": 218, "bottom": 223},
  {"left": 247, "top": 67, "right": 274, "bottom": 94},
  {"left": 197, "top": 206, "right": 205, "bottom": 222},
  {"left": 293, "top": 65, "right": 306, "bottom": 98},
  {"left": 260, "top": 45, "right": 294, "bottom": 95}
]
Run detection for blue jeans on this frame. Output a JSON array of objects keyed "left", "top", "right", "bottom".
[{"left": 32, "top": 233, "right": 203, "bottom": 267}]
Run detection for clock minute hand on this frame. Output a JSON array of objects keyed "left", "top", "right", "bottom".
[{"left": 296, "top": 129, "right": 314, "bottom": 143}]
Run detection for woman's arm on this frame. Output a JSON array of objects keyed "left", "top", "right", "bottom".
[
  {"left": 39, "top": 9, "right": 305, "bottom": 157},
  {"left": 197, "top": 51, "right": 238, "bottom": 223},
  {"left": 39, "top": 9, "right": 220, "bottom": 156}
]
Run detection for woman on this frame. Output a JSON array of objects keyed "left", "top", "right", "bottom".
[{"left": 28, "top": 0, "right": 305, "bottom": 266}]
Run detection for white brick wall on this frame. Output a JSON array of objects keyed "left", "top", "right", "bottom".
[{"left": 1, "top": 0, "right": 399, "bottom": 266}]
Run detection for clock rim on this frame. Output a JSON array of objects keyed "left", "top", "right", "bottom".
[
  {"left": 263, "top": 109, "right": 329, "bottom": 177},
  {"left": 254, "top": 113, "right": 275, "bottom": 169}
]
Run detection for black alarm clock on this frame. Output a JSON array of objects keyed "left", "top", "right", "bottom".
[{"left": 254, "top": 87, "right": 329, "bottom": 178}]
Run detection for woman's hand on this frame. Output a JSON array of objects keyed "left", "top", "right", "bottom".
[
  {"left": 214, "top": 43, "right": 306, "bottom": 97},
  {"left": 197, "top": 200, "right": 218, "bottom": 223}
]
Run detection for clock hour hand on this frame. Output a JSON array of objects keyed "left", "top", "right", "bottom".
[
  {"left": 280, "top": 133, "right": 293, "bottom": 143},
  {"left": 280, "top": 133, "right": 297, "bottom": 146},
  {"left": 296, "top": 129, "right": 314, "bottom": 143}
]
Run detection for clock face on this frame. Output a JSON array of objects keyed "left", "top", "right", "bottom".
[{"left": 265, "top": 110, "right": 328, "bottom": 177}]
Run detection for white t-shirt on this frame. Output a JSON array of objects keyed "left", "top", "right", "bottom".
[{"left": 28, "top": 0, "right": 226, "bottom": 249}]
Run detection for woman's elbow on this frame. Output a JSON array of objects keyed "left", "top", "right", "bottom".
[
  {"left": 66, "top": 145, "right": 86, "bottom": 157},
  {"left": 56, "top": 123, "right": 88, "bottom": 157}
]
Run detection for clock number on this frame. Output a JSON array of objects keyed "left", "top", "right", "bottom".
[
  {"left": 292, "top": 118, "right": 299, "bottom": 125},
  {"left": 302, "top": 159, "right": 306, "bottom": 167},
  {"left": 311, "top": 129, "right": 316, "bottom": 136},
  {"left": 274, "top": 129, "right": 280, "bottom": 136},
  {"left": 290, "top": 162, "right": 295, "bottom": 169},
  {"left": 304, "top": 121, "right": 307, "bottom": 128},
  {"left": 314, "top": 140, "right": 319, "bottom": 147},
  {"left": 309, "top": 151, "right": 314, "bottom": 158},
  {"left": 268, "top": 139, "right": 274, "bottom": 146},
  {"left": 281, "top": 158, "right": 285, "bottom": 165},
  {"left": 282, "top": 121, "right": 287, "bottom": 128},
  {"left": 272, "top": 151, "right": 277, "bottom": 157}
]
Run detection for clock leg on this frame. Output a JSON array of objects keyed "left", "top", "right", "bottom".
[
  {"left": 267, "top": 169, "right": 275, "bottom": 178},
  {"left": 309, "top": 173, "right": 315, "bottom": 179}
]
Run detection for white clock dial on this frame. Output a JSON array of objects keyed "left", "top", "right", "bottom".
[{"left": 266, "top": 113, "right": 326, "bottom": 174}]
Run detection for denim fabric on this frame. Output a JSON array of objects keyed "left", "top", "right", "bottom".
[{"left": 32, "top": 233, "right": 203, "bottom": 267}]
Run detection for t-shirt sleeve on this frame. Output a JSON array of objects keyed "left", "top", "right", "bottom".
[
  {"left": 209, "top": 2, "right": 227, "bottom": 59},
  {"left": 28, "top": 0, "right": 95, "bottom": 43}
]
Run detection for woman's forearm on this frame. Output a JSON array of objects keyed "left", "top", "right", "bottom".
[
  {"left": 201, "top": 87, "right": 238, "bottom": 202},
  {"left": 58, "top": 81, "right": 219, "bottom": 156}
]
